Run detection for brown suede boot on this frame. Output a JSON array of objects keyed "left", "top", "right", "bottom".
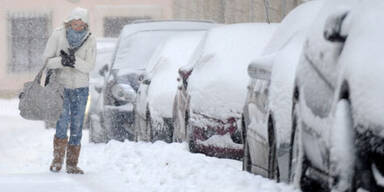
[
  {"left": 66, "top": 145, "right": 84, "bottom": 174},
  {"left": 50, "top": 136, "right": 68, "bottom": 172}
]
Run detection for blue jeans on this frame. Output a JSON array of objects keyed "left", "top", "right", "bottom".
[{"left": 55, "top": 87, "right": 89, "bottom": 145}]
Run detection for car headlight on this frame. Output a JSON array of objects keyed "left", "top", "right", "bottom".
[{"left": 110, "top": 83, "right": 136, "bottom": 103}]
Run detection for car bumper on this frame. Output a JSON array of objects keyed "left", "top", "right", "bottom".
[
  {"left": 190, "top": 112, "right": 243, "bottom": 160},
  {"left": 194, "top": 142, "right": 244, "bottom": 160}
]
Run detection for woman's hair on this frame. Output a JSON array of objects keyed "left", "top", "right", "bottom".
[{"left": 64, "top": 20, "right": 89, "bottom": 30}]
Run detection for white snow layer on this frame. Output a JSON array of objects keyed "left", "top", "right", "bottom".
[
  {"left": 189, "top": 23, "right": 277, "bottom": 120},
  {"left": 0, "top": 99, "right": 298, "bottom": 192},
  {"left": 262, "top": 0, "right": 324, "bottom": 55},
  {"left": 197, "top": 133, "right": 243, "bottom": 150},
  {"left": 147, "top": 32, "right": 205, "bottom": 122},
  {"left": 263, "top": 0, "right": 323, "bottom": 146},
  {"left": 338, "top": 0, "right": 384, "bottom": 130}
]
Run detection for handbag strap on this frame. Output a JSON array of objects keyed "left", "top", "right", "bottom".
[{"left": 34, "top": 62, "right": 48, "bottom": 84}]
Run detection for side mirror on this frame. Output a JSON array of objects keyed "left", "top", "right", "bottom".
[
  {"left": 248, "top": 63, "right": 271, "bottom": 80},
  {"left": 138, "top": 74, "right": 144, "bottom": 82},
  {"left": 99, "top": 64, "right": 109, "bottom": 77},
  {"left": 178, "top": 68, "right": 193, "bottom": 81},
  {"left": 248, "top": 54, "right": 274, "bottom": 80},
  {"left": 324, "top": 10, "right": 349, "bottom": 43},
  {"left": 142, "top": 79, "right": 151, "bottom": 85}
]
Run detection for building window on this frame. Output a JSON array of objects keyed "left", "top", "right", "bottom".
[
  {"left": 8, "top": 13, "right": 50, "bottom": 73},
  {"left": 103, "top": 16, "right": 151, "bottom": 37}
]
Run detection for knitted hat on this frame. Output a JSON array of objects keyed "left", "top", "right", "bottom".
[{"left": 65, "top": 7, "right": 89, "bottom": 24}]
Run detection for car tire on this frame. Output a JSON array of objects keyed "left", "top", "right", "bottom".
[
  {"left": 268, "top": 115, "right": 280, "bottom": 181},
  {"left": 186, "top": 111, "right": 197, "bottom": 153},
  {"left": 185, "top": 110, "right": 189, "bottom": 139},
  {"left": 188, "top": 130, "right": 197, "bottom": 153},
  {"left": 289, "top": 101, "right": 306, "bottom": 187},
  {"left": 243, "top": 141, "right": 252, "bottom": 172},
  {"left": 242, "top": 115, "right": 252, "bottom": 172},
  {"left": 146, "top": 109, "right": 153, "bottom": 142}
]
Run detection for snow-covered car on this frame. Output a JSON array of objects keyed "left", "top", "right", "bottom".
[
  {"left": 89, "top": 20, "right": 215, "bottom": 143},
  {"left": 183, "top": 23, "right": 277, "bottom": 160},
  {"left": 291, "top": 0, "right": 384, "bottom": 191},
  {"left": 242, "top": 0, "right": 322, "bottom": 182},
  {"left": 135, "top": 32, "right": 208, "bottom": 142}
]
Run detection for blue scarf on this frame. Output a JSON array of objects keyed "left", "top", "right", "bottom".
[{"left": 66, "top": 27, "right": 87, "bottom": 48}]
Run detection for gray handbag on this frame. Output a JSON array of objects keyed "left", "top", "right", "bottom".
[{"left": 18, "top": 64, "right": 64, "bottom": 121}]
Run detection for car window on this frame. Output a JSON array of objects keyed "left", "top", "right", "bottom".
[{"left": 111, "top": 31, "right": 180, "bottom": 73}]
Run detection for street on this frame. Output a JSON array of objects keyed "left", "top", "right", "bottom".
[{"left": 0, "top": 99, "right": 298, "bottom": 192}]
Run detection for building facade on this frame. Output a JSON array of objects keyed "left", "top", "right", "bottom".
[
  {"left": 0, "top": 0, "right": 172, "bottom": 97},
  {"left": 173, "top": 0, "right": 305, "bottom": 23}
]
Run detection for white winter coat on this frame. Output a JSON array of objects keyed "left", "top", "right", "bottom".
[{"left": 42, "top": 9, "right": 96, "bottom": 89}]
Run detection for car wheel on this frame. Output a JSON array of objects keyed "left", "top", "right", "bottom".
[
  {"left": 243, "top": 141, "right": 252, "bottom": 172},
  {"left": 330, "top": 99, "right": 357, "bottom": 192},
  {"left": 186, "top": 111, "right": 197, "bottom": 153},
  {"left": 268, "top": 115, "right": 280, "bottom": 181},
  {"left": 188, "top": 139, "right": 196, "bottom": 153},
  {"left": 185, "top": 110, "right": 189, "bottom": 138},
  {"left": 146, "top": 109, "right": 153, "bottom": 142},
  {"left": 289, "top": 101, "right": 306, "bottom": 187},
  {"left": 242, "top": 115, "right": 252, "bottom": 172}
]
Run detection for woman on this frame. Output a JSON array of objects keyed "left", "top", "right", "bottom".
[{"left": 43, "top": 7, "right": 96, "bottom": 174}]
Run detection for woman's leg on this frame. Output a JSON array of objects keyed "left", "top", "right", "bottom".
[
  {"left": 67, "top": 87, "right": 88, "bottom": 174},
  {"left": 55, "top": 89, "right": 71, "bottom": 139},
  {"left": 50, "top": 89, "right": 70, "bottom": 172},
  {"left": 68, "top": 87, "right": 88, "bottom": 145}
]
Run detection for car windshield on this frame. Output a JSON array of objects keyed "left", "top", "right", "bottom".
[{"left": 111, "top": 30, "right": 181, "bottom": 74}]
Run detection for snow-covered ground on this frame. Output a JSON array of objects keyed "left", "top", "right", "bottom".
[{"left": 0, "top": 99, "right": 298, "bottom": 192}]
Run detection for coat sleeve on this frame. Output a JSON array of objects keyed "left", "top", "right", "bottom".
[
  {"left": 73, "top": 36, "right": 96, "bottom": 73},
  {"left": 43, "top": 30, "right": 63, "bottom": 69}
]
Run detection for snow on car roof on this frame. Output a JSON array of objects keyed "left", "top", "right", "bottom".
[
  {"left": 263, "top": 0, "right": 324, "bottom": 55},
  {"left": 188, "top": 23, "right": 278, "bottom": 119},
  {"left": 111, "top": 20, "right": 215, "bottom": 76},
  {"left": 120, "top": 20, "right": 215, "bottom": 38},
  {"left": 146, "top": 32, "right": 206, "bottom": 121}
]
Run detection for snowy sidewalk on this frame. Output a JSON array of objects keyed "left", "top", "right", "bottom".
[{"left": 0, "top": 99, "right": 298, "bottom": 192}]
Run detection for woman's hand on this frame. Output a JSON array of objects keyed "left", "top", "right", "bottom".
[{"left": 60, "top": 50, "right": 75, "bottom": 68}]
